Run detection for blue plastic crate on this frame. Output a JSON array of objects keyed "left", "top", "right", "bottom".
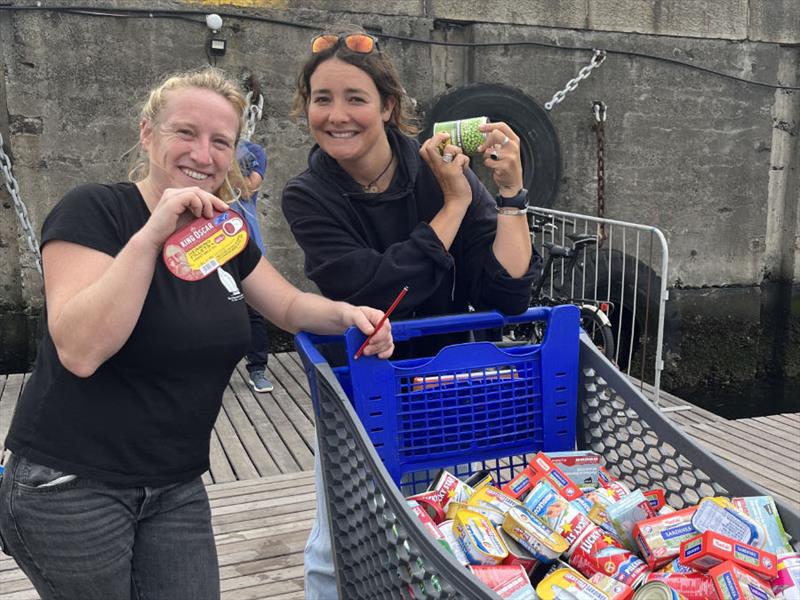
[{"left": 298, "top": 305, "right": 580, "bottom": 491}]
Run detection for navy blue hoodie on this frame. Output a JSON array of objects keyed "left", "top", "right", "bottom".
[{"left": 282, "top": 126, "right": 537, "bottom": 354}]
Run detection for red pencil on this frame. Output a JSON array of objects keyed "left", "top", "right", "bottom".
[{"left": 353, "top": 285, "right": 409, "bottom": 360}]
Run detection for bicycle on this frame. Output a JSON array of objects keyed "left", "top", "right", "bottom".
[{"left": 503, "top": 213, "right": 616, "bottom": 360}]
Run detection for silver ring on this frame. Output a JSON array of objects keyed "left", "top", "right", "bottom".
[
  {"left": 442, "top": 153, "right": 454, "bottom": 163},
  {"left": 501, "top": 135, "right": 510, "bottom": 146},
  {"left": 490, "top": 150, "right": 500, "bottom": 161}
]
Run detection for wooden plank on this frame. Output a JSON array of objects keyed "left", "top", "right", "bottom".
[
  {"left": 687, "top": 421, "right": 800, "bottom": 466},
  {"left": 211, "top": 490, "right": 316, "bottom": 518},
  {"left": 221, "top": 577, "right": 304, "bottom": 600},
  {"left": 286, "top": 353, "right": 311, "bottom": 395},
  {"left": 214, "top": 392, "right": 260, "bottom": 480},
  {"left": 274, "top": 353, "right": 314, "bottom": 419},
  {"left": 248, "top": 362, "right": 315, "bottom": 465},
  {"left": 208, "top": 428, "right": 237, "bottom": 484},
  {"left": 218, "top": 552, "right": 303, "bottom": 581},
  {"left": 221, "top": 384, "right": 281, "bottom": 477},
  {"left": 209, "top": 481, "right": 315, "bottom": 506},
  {"left": 682, "top": 423, "right": 800, "bottom": 484},
  {"left": 0, "top": 374, "right": 25, "bottom": 455},
  {"left": 230, "top": 366, "right": 311, "bottom": 472},
  {"left": 206, "top": 471, "right": 314, "bottom": 497},
  {"left": 749, "top": 415, "right": 798, "bottom": 436},
  {"left": 215, "top": 529, "right": 308, "bottom": 566},
  {"left": 213, "top": 505, "right": 316, "bottom": 535},
  {"left": 210, "top": 484, "right": 315, "bottom": 511},
  {"left": 713, "top": 418, "right": 800, "bottom": 454},
  {"left": 682, "top": 429, "right": 800, "bottom": 504}
]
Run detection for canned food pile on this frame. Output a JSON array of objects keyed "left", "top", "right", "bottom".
[{"left": 405, "top": 451, "right": 799, "bottom": 599}]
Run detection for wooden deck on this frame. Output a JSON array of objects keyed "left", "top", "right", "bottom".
[{"left": 1, "top": 355, "right": 798, "bottom": 599}]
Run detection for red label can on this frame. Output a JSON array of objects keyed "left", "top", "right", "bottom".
[
  {"left": 568, "top": 523, "right": 650, "bottom": 588},
  {"left": 643, "top": 571, "right": 717, "bottom": 600}
]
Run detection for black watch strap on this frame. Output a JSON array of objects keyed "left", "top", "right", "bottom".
[{"left": 495, "top": 188, "right": 529, "bottom": 209}]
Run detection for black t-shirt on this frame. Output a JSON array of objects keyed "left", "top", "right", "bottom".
[{"left": 5, "top": 182, "right": 262, "bottom": 486}]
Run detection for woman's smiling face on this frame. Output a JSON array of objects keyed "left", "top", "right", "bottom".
[
  {"left": 140, "top": 87, "right": 239, "bottom": 197},
  {"left": 306, "top": 58, "right": 395, "bottom": 165}
]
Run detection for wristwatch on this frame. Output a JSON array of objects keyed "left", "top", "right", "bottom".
[{"left": 495, "top": 188, "right": 529, "bottom": 210}]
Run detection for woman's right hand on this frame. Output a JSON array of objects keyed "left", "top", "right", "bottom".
[
  {"left": 139, "top": 186, "right": 230, "bottom": 249},
  {"left": 419, "top": 132, "right": 472, "bottom": 208}
]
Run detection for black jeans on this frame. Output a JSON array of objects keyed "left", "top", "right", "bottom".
[
  {"left": 0, "top": 454, "right": 219, "bottom": 600},
  {"left": 246, "top": 304, "right": 269, "bottom": 373}
]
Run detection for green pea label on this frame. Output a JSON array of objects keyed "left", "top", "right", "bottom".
[{"left": 433, "top": 116, "right": 489, "bottom": 155}]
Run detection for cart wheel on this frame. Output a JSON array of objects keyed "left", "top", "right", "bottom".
[{"left": 420, "top": 83, "right": 562, "bottom": 208}]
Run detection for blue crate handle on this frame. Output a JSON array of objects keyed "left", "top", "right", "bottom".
[
  {"left": 295, "top": 306, "right": 555, "bottom": 357},
  {"left": 383, "top": 306, "right": 552, "bottom": 342}
]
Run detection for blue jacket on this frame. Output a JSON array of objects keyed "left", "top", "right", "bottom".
[{"left": 235, "top": 140, "right": 268, "bottom": 254}]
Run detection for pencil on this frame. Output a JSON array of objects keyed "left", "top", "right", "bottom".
[{"left": 353, "top": 285, "right": 409, "bottom": 360}]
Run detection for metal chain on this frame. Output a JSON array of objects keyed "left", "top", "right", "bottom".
[
  {"left": 593, "top": 101, "right": 607, "bottom": 246},
  {"left": 545, "top": 49, "right": 607, "bottom": 110},
  {"left": 242, "top": 90, "right": 264, "bottom": 142},
  {"left": 0, "top": 132, "right": 42, "bottom": 275}
]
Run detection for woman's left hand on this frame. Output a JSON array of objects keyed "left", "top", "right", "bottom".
[
  {"left": 344, "top": 305, "right": 395, "bottom": 359},
  {"left": 478, "top": 122, "right": 524, "bottom": 196}
]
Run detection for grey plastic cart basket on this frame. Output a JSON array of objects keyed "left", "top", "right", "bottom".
[{"left": 297, "top": 332, "right": 799, "bottom": 599}]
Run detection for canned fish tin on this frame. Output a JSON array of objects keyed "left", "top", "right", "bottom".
[
  {"left": 568, "top": 523, "right": 650, "bottom": 588},
  {"left": 502, "top": 506, "right": 569, "bottom": 563},
  {"left": 643, "top": 572, "right": 716, "bottom": 600},
  {"left": 433, "top": 116, "right": 489, "bottom": 155},
  {"left": 632, "top": 582, "right": 686, "bottom": 600},
  {"left": 163, "top": 209, "right": 249, "bottom": 281},
  {"left": 453, "top": 509, "right": 509, "bottom": 565}
]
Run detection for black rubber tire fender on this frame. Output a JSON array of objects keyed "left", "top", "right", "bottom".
[{"left": 420, "top": 83, "right": 562, "bottom": 208}]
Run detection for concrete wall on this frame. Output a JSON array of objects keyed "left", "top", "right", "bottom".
[{"left": 1, "top": 0, "right": 798, "bottom": 385}]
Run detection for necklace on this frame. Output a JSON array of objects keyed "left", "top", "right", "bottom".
[{"left": 360, "top": 152, "right": 394, "bottom": 193}]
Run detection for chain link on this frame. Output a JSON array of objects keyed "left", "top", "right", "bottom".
[
  {"left": 593, "top": 100, "right": 607, "bottom": 246},
  {"left": 545, "top": 49, "right": 607, "bottom": 111},
  {"left": 0, "top": 132, "right": 42, "bottom": 275},
  {"left": 242, "top": 90, "right": 264, "bottom": 142}
]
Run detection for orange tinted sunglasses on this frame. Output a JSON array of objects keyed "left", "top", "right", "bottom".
[{"left": 310, "top": 33, "right": 378, "bottom": 55}]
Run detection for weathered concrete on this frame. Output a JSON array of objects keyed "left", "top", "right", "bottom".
[
  {"left": 749, "top": 0, "right": 800, "bottom": 45},
  {"left": 0, "top": 1, "right": 798, "bottom": 387}
]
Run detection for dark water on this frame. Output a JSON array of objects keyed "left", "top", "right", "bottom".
[{"left": 672, "top": 377, "right": 800, "bottom": 420}]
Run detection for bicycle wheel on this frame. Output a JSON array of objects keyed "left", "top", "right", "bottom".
[{"left": 579, "top": 306, "right": 616, "bottom": 361}]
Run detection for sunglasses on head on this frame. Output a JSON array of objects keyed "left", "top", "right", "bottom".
[{"left": 310, "top": 33, "right": 378, "bottom": 55}]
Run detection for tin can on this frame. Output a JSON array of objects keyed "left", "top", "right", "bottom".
[
  {"left": 433, "top": 116, "right": 489, "bottom": 155},
  {"left": 643, "top": 572, "right": 716, "bottom": 600},
  {"left": 632, "top": 582, "right": 685, "bottom": 600},
  {"left": 568, "top": 522, "right": 650, "bottom": 588}
]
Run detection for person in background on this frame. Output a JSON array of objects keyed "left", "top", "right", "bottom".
[
  {"left": 0, "top": 66, "right": 393, "bottom": 600},
  {"left": 235, "top": 139, "right": 273, "bottom": 393},
  {"left": 282, "top": 30, "right": 536, "bottom": 599}
]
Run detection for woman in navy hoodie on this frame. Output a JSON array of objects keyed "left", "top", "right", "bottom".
[{"left": 282, "top": 30, "right": 538, "bottom": 598}]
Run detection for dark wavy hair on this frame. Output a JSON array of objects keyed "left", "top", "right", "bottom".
[{"left": 291, "top": 28, "right": 418, "bottom": 135}]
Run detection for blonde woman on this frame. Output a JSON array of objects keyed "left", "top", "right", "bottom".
[{"left": 0, "top": 67, "right": 393, "bottom": 600}]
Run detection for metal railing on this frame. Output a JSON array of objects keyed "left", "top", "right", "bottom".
[{"left": 529, "top": 206, "right": 670, "bottom": 408}]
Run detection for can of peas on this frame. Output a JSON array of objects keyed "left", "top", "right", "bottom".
[{"left": 433, "top": 116, "right": 489, "bottom": 155}]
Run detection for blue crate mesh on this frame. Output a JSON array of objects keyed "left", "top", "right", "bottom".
[{"left": 395, "top": 361, "right": 542, "bottom": 459}]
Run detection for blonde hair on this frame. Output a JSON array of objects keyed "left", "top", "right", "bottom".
[
  {"left": 291, "top": 28, "right": 419, "bottom": 136},
  {"left": 128, "top": 67, "right": 247, "bottom": 203}
]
